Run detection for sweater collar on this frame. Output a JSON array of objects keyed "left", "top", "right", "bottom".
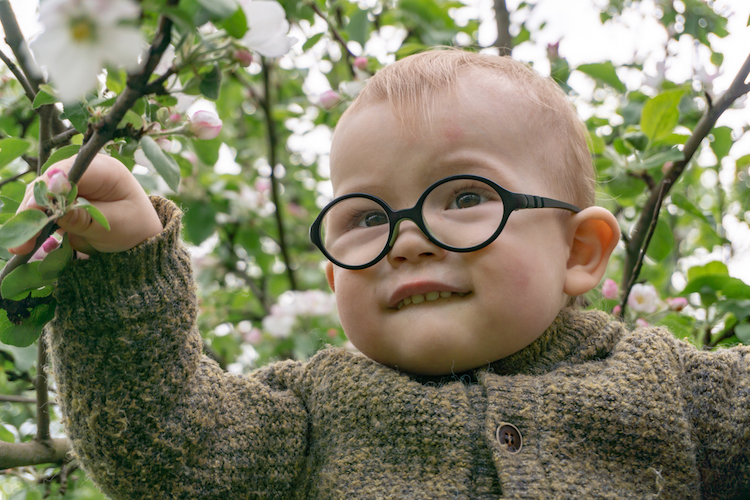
[{"left": 484, "top": 308, "right": 624, "bottom": 376}]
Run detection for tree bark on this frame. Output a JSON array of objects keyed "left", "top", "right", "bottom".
[{"left": 494, "top": 0, "right": 512, "bottom": 56}]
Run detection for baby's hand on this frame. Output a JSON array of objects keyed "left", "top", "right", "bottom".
[{"left": 8, "top": 154, "right": 163, "bottom": 256}]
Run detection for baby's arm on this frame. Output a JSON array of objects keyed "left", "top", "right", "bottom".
[
  {"left": 672, "top": 337, "right": 750, "bottom": 498},
  {"left": 12, "top": 157, "right": 309, "bottom": 498}
]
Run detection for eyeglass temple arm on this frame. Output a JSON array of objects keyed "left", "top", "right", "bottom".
[{"left": 514, "top": 193, "right": 581, "bottom": 213}]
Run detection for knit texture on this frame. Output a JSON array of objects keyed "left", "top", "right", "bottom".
[{"left": 47, "top": 197, "right": 750, "bottom": 499}]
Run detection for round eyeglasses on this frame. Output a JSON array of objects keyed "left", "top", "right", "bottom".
[{"left": 310, "top": 174, "right": 581, "bottom": 270}]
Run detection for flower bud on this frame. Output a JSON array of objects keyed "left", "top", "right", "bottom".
[
  {"left": 666, "top": 297, "right": 688, "bottom": 311},
  {"left": 601, "top": 278, "right": 619, "bottom": 300},
  {"left": 319, "top": 90, "right": 341, "bottom": 110},
  {"left": 233, "top": 49, "right": 253, "bottom": 67},
  {"left": 636, "top": 318, "right": 650, "bottom": 328},
  {"left": 30, "top": 236, "right": 60, "bottom": 262},
  {"left": 189, "top": 110, "right": 223, "bottom": 140},
  {"left": 353, "top": 56, "right": 368, "bottom": 70},
  {"left": 47, "top": 167, "right": 72, "bottom": 195}
]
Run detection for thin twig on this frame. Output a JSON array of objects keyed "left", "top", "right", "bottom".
[
  {"left": 621, "top": 52, "right": 750, "bottom": 294},
  {"left": 0, "top": 0, "right": 43, "bottom": 91},
  {"left": 619, "top": 179, "right": 670, "bottom": 316},
  {"left": 260, "top": 57, "right": 297, "bottom": 290},
  {"left": 307, "top": 1, "right": 356, "bottom": 66},
  {"left": 35, "top": 337, "right": 50, "bottom": 443},
  {"left": 0, "top": 48, "right": 36, "bottom": 102},
  {"left": 0, "top": 167, "right": 35, "bottom": 188},
  {"left": 47, "top": 128, "right": 80, "bottom": 149}
]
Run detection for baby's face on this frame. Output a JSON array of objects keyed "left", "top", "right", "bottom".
[{"left": 326, "top": 74, "right": 574, "bottom": 375}]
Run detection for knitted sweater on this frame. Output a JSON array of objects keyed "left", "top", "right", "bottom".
[{"left": 47, "top": 197, "right": 750, "bottom": 499}]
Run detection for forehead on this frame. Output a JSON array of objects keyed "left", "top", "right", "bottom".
[{"left": 329, "top": 72, "right": 551, "bottom": 197}]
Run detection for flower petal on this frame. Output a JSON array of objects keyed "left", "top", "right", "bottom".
[{"left": 240, "top": 1, "right": 288, "bottom": 46}]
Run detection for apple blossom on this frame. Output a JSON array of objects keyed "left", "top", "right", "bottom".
[
  {"left": 319, "top": 90, "right": 341, "bottom": 110},
  {"left": 601, "top": 278, "right": 619, "bottom": 300},
  {"left": 636, "top": 318, "right": 650, "bottom": 328},
  {"left": 354, "top": 57, "right": 368, "bottom": 70},
  {"left": 666, "top": 297, "right": 689, "bottom": 311},
  {"left": 627, "top": 283, "right": 659, "bottom": 313},
  {"left": 237, "top": 0, "right": 298, "bottom": 57},
  {"left": 612, "top": 305, "right": 622, "bottom": 317},
  {"left": 233, "top": 49, "right": 254, "bottom": 67},
  {"left": 29, "top": 0, "right": 145, "bottom": 103},
  {"left": 189, "top": 111, "right": 223, "bottom": 140},
  {"left": 47, "top": 167, "right": 72, "bottom": 195}
]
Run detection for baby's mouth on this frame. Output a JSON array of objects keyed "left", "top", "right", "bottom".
[{"left": 396, "top": 291, "right": 469, "bottom": 310}]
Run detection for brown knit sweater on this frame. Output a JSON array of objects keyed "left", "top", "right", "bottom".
[{"left": 47, "top": 197, "right": 750, "bottom": 499}]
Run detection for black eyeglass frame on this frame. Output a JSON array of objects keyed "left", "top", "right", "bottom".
[{"left": 310, "top": 174, "right": 581, "bottom": 270}]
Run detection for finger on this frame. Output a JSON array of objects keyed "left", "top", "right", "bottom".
[{"left": 52, "top": 154, "right": 140, "bottom": 203}]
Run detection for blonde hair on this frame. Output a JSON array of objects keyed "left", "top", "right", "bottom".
[{"left": 342, "top": 48, "right": 596, "bottom": 208}]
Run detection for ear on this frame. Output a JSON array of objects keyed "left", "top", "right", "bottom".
[
  {"left": 325, "top": 261, "right": 336, "bottom": 292},
  {"left": 563, "top": 207, "right": 620, "bottom": 296}
]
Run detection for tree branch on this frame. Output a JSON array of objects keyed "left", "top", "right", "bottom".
[
  {"left": 47, "top": 128, "right": 80, "bottom": 149},
  {"left": 0, "top": 48, "right": 36, "bottom": 102},
  {"left": 260, "top": 57, "right": 297, "bottom": 290},
  {"left": 35, "top": 336, "right": 50, "bottom": 442},
  {"left": 306, "top": 1, "right": 356, "bottom": 76},
  {"left": 493, "top": 0, "right": 512, "bottom": 56},
  {"left": 0, "top": 0, "right": 42, "bottom": 90},
  {"left": 621, "top": 52, "right": 750, "bottom": 297},
  {"left": 0, "top": 438, "right": 71, "bottom": 469}
]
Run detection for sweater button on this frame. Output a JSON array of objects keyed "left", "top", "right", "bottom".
[{"left": 496, "top": 423, "right": 523, "bottom": 453}]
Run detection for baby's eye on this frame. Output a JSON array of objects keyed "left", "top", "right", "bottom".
[
  {"left": 449, "top": 191, "right": 485, "bottom": 209},
  {"left": 356, "top": 211, "right": 388, "bottom": 227}
]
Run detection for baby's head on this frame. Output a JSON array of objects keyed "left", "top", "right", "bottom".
[{"left": 318, "top": 49, "right": 619, "bottom": 375}]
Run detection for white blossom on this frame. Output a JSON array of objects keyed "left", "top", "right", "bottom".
[
  {"left": 627, "top": 283, "right": 659, "bottom": 313},
  {"left": 237, "top": 0, "right": 297, "bottom": 57},
  {"left": 29, "top": 0, "right": 146, "bottom": 102}
]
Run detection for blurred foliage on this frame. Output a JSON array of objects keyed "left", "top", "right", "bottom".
[{"left": 1, "top": 0, "right": 749, "bottom": 496}]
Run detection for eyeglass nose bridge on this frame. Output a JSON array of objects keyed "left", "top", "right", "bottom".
[{"left": 386, "top": 205, "right": 431, "bottom": 248}]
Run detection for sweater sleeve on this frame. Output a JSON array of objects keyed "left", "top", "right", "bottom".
[
  {"left": 670, "top": 334, "right": 750, "bottom": 499},
  {"left": 47, "top": 197, "right": 309, "bottom": 500}
]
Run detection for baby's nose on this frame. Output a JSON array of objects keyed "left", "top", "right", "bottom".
[{"left": 386, "top": 220, "right": 447, "bottom": 265}]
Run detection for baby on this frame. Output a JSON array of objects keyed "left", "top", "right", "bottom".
[{"left": 10, "top": 50, "right": 749, "bottom": 499}]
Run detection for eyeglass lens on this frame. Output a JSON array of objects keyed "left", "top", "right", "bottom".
[{"left": 319, "top": 177, "right": 506, "bottom": 267}]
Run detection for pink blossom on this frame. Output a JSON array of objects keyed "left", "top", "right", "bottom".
[
  {"left": 233, "top": 49, "right": 253, "bottom": 67},
  {"left": 319, "top": 90, "right": 341, "bottom": 110},
  {"left": 46, "top": 167, "right": 72, "bottom": 195},
  {"left": 666, "top": 297, "right": 688, "bottom": 311},
  {"left": 29, "top": 236, "right": 60, "bottom": 262},
  {"left": 169, "top": 113, "right": 182, "bottom": 124},
  {"left": 612, "top": 305, "right": 622, "bottom": 317},
  {"left": 189, "top": 110, "right": 223, "bottom": 140},
  {"left": 601, "top": 278, "right": 619, "bottom": 300},
  {"left": 627, "top": 283, "right": 658, "bottom": 313},
  {"left": 636, "top": 318, "right": 650, "bottom": 328},
  {"left": 353, "top": 57, "right": 368, "bottom": 70}
]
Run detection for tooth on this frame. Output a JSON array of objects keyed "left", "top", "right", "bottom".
[
  {"left": 403, "top": 297, "right": 412, "bottom": 306},
  {"left": 440, "top": 291, "right": 451, "bottom": 298},
  {"left": 426, "top": 291, "right": 439, "bottom": 301},
  {"left": 411, "top": 294, "right": 425, "bottom": 304},
  {"left": 397, "top": 301, "right": 404, "bottom": 309}
]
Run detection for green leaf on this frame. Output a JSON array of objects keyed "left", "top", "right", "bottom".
[
  {"left": 0, "top": 303, "right": 56, "bottom": 347},
  {"left": 0, "top": 210, "right": 51, "bottom": 249},
  {"left": 218, "top": 4, "right": 248, "bottom": 38},
  {"left": 39, "top": 233, "right": 72, "bottom": 279},
  {"left": 0, "top": 195, "right": 19, "bottom": 213},
  {"left": 31, "top": 89, "right": 57, "bottom": 109},
  {"left": 60, "top": 102, "right": 89, "bottom": 133},
  {"left": 576, "top": 62, "right": 626, "bottom": 93},
  {"left": 192, "top": 137, "right": 222, "bottom": 165},
  {"left": 199, "top": 65, "right": 222, "bottom": 100},
  {"left": 34, "top": 181, "right": 50, "bottom": 210},
  {"left": 106, "top": 68, "right": 127, "bottom": 94},
  {"left": 74, "top": 198, "right": 111, "bottom": 231},
  {"left": 641, "top": 89, "right": 684, "bottom": 144},
  {"left": 347, "top": 8, "right": 370, "bottom": 46},
  {"left": 670, "top": 192, "right": 711, "bottom": 226},
  {"left": 182, "top": 199, "right": 217, "bottom": 244},
  {"left": 2, "top": 344, "right": 37, "bottom": 372},
  {"left": 736, "top": 322, "right": 750, "bottom": 344},
  {"left": 709, "top": 126, "right": 733, "bottom": 160},
  {"left": 1, "top": 262, "right": 56, "bottom": 299},
  {"left": 687, "top": 261, "right": 728, "bottom": 281},
  {"left": 140, "top": 136, "right": 181, "bottom": 191},
  {"left": 40, "top": 144, "right": 81, "bottom": 174},
  {"left": 631, "top": 147, "right": 684, "bottom": 171},
  {"left": 644, "top": 217, "right": 674, "bottom": 261},
  {"left": 0, "top": 424, "right": 14, "bottom": 443},
  {"left": 195, "top": 0, "right": 238, "bottom": 20},
  {"left": 0, "top": 138, "right": 32, "bottom": 168},
  {"left": 303, "top": 32, "right": 324, "bottom": 51}
]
